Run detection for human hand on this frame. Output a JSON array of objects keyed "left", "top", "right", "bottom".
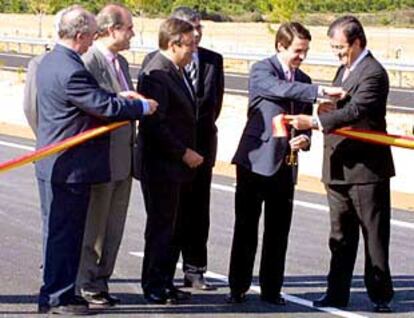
[
  {"left": 321, "top": 86, "right": 347, "bottom": 100},
  {"left": 289, "top": 134, "right": 310, "bottom": 151},
  {"left": 316, "top": 100, "right": 336, "bottom": 114},
  {"left": 182, "top": 148, "right": 204, "bottom": 168},
  {"left": 146, "top": 99, "right": 158, "bottom": 115},
  {"left": 119, "top": 90, "right": 145, "bottom": 99},
  {"left": 284, "top": 114, "right": 313, "bottom": 130}
]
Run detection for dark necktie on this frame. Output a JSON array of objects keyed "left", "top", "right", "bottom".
[
  {"left": 112, "top": 56, "right": 127, "bottom": 90},
  {"left": 186, "top": 60, "right": 198, "bottom": 91}
]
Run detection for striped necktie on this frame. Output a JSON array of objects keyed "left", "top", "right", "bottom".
[{"left": 186, "top": 60, "right": 198, "bottom": 91}]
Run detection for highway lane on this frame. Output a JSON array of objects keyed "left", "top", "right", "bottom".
[
  {"left": 1, "top": 52, "right": 413, "bottom": 112},
  {"left": 0, "top": 134, "right": 413, "bottom": 317}
]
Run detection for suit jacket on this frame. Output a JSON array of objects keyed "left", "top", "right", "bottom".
[
  {"left": 232, "top": 55, "right": 317, "bottom": 177},
  {"left": 140, "top": 47, "right": 224, "bottom": 166},
  {"left": 319, "top": 52, "right": 395, "bottom": 184},
  {"left": 35, "top": 44, "right": 144, "bottom": 183},
  {"left": 82, "top": 45, "right": 135, "bottom": 181},
  {"left": 136, "top": 52, "right": 197, "bottom": 182},
  {"left": 23, "top": 53, "right": 47, "bottom": 135}
]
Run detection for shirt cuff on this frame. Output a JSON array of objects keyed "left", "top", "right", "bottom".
[
  {"left": 141, "top": 99, "right": 150, "bottom": 115},
  {"left": 314, "top": 116, "right": 323, "bottom": 131}
]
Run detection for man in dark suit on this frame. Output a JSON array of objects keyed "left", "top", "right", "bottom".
[
  {"left": 226, "top": 22, "right": 345, "bottom": 305},
  {"left": 138, "top": 8, "right": 223, "bottom": 291},
  {"left": 289, "top": 16, "right": 395, "bottom": 313},
  {"left": 136, "top": 17, "right": 203, "bottom": 304},
  {"left": 35, "top": 6, "right": 157, "bottom": 315},
  {"left": 170, "top": 6, "right": 224, "bottom": 291},
  {"left": 76, "top": 4, "right": 138, "bottom": 307}
]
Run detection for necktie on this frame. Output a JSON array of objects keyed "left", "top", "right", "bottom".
[
  {"left": 180, "top": 68, "right": 195, "bottom": 101},
  {"left": 342, "top": 67, "right": 351, "bottom": 82},
  {"left": 112, "top": 56, "right": 127, "bottom": 90},
  {"left": 186, "top": 60, "right": 198, "bottom": 91}
]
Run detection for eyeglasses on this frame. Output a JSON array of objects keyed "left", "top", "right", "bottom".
[{"left": 330, "top": 44, "right": 349, "bottom": 51}]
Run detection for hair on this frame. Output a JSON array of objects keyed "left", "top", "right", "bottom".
[
  {"left": 327, "top": 15, "right": 367, "bottom": 48},
  {"left": 95, "top": 3, "right": 130, "bottom": 38},
  {"left": 171, "top": 6, "right": 201, "bottom": 23},
  {"left": 57, "top": 5, "right": 95, "bottom": 39},
  {"left": 158, "top": 17, "right": 194, "bottom": 50},
  {"left": 275, "top": 22, "right": 312, "bottom": 52}
]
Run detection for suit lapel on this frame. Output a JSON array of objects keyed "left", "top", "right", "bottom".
[{"left": 91, "top": 47, "right": 123, "bottom": 92}]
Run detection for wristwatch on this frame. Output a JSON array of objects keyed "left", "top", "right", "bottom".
[{"left": 311, "top": 117, "right": 319, "bottom": 129}]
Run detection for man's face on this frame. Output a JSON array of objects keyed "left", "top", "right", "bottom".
[
  {"left": 173, "top": 31, "right": 196, "bottom": 67},
  {"left": 191, "top": 18, "right": 203, "bottom": 47},
  {"left": 329, "top": 29, "right": 361, "bottom": 67},
  {"left": 277, "top": 36, "right": 309, "bottom": 70},
  {"left": 112, "top": 12, "right": 134, "bottom": 52}
]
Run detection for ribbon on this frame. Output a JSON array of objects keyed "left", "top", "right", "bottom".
[
  {"left": 272, "top": 114, "right": 414, "bottom": 149},
  {"left": 0, "top": 121, "right": 129, "bottom": 174}
]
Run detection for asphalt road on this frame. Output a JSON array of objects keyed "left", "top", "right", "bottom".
[
  {"left": 1, "top": 52, "right": 413, "bottom": 113},
  {"left": 0, "top": 134, "right": 413, "bottom": 317}
]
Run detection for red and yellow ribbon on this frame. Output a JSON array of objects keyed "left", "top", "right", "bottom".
[
  {"left": 273, "top": 113, "right": 414, "bottom": 149},
  {"left": 0, "top": 121, "right": 128, "bottom": 174},
  {"left": 334, "top": 127, "right": 414, "bottom": 149}
]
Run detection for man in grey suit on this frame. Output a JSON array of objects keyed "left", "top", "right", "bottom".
[
  {"left": 227, "top": 22, "right": 345, "bottom": 305},
  {"left": 289, "top": 16, "right": 395, "bottom": 313},
  {"left": 75, "top": 3, "right": 137, "bottom": 307}
]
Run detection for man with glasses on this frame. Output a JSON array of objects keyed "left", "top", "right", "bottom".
[
  {"left": 136, "top": 17, "right": 204, "bottom": 304},
  {"left": 288, "top": 16, "right": 395, "bottom": 313},
  {"left": 139, "top": 6, "right": 224, "bottom": 291}
]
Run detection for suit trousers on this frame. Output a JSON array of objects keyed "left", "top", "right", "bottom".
[
  {"left": 76, "top": 178, "right": 132, "bottom": 295},
  {"left": 140, "top": 179, "right": 187, "bottom": 295},
  {"left": 228, "top": 164, "right": 294, "bottom": 297},
  {"left": 37, "top": 179, "right": 90, "bottom": 307},
  {"left": 324, "top": 180, "right": 393, "bottom": 304},
  {"left": 179, "top": 162, "right": 213, "bottom": 273}
]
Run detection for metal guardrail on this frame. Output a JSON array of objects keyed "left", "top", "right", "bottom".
[{"left": 1, "top": 35, "right": 414, "bottom": 84}]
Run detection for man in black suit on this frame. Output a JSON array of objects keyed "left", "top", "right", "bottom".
[
  {"left": 170, "top": 6, "right": 224, "bottom": 291},
  {"left": 139, "top": 7, "right": 224, "bottom": 291},
  {"left": 226, "top": 22, "right": 345, "bottom": 305},
  {"left": 136, "top": 17, "right": 204, "bottom": 304},
  {"left": 289, "top": 16, "right": 395, "bottom": 313}
]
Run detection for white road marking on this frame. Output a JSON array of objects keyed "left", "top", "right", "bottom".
[
  {"left": 211, "top": 183, "right": 414, "bottom": 230},
  {"left": 1, "top": 139, "right": 413, "bottom": 231},
  {"left": 129, "top": 251, "right": 368, "bottom": 318},
  {"left": 0, "top": 140, "right": 34, "bottom": 151}
]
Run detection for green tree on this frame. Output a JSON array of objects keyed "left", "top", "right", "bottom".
[
  {"left": 27, "top": 0, "right": 57, "bottom": 37},
  {"left": 264, "top": 0, "right": 301, "bottom": 22}
]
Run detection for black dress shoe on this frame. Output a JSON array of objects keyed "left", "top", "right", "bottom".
[
  {"left": 261, "top": 294, "right": 286, "bottom": 305},
  {"left": 313, "top": 294, "right": 348, "bottom": 308},
  {"left": 166, "top": 286, "right": 191, "bottom": 302},
  {"left": 373, "top": 301, "right": 392, "bottom": 313},
  {"left": 37, "top": 304, "right": 50, "bottom": 314},
  {"left": 47, "top": 296, "right": 90, "bottom": 315},
  {"left": 225, "top": 292, "right": 246, "bottom": 304},
  {"left": 144, "top": 292, "right": 167, "bottom": 304},
  {"left": 83, "top": 291, "right": 120, "bottom": 307},
  {"left": 184, "top": 274, "right": 217, "bottom": 291}
]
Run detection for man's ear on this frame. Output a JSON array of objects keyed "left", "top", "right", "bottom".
[
  {"left": 168, "top": 40, "right": 176, "bottom": 52},
  {"left": 276, "top": 42, "right": 284, "bottom": 52},
  {"left": 75, "top": 32, "right": 83, "bottom": 42}
]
